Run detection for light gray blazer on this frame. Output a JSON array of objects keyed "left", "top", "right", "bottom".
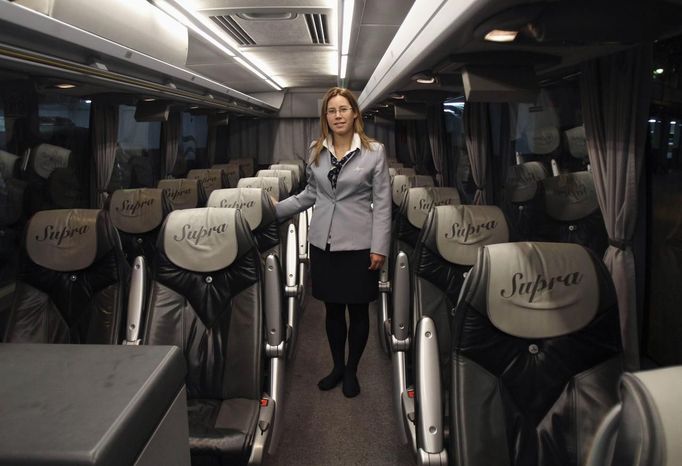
[{"left": 275, "top": 138, "right": 392, "bottom": 257}]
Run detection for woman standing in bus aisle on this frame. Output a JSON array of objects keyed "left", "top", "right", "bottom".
[{"left": 274, "top": 87, "right": 391, "bottom": 398}]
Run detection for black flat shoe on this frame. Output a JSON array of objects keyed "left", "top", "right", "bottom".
[
  {"left": 342, "top": 372, "right": 360, "bottom": 398},
  {"left": 318, "top": 368, "right": 344, "bottom": 390}
]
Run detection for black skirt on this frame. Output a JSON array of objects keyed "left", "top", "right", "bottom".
[{"left": 310, "top": 245, "right": 379, "bottom": 304}]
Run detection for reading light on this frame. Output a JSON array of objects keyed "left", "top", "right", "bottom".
[
  {"left": 390, "top": 93, "right": 405, "bottom": 100},
  {"left": 654, "top": 68, "right": 664, "bottom": 75},
  {"left": 143, "top": 98, "right": 156, "bottom": 102},
  {"left": 54, "top": 83, "right": 76, "bottom": 89},
  {"left": 484, "top": 29, "right": 518, "bottom": 42},
  {"left": 411, "top": 72, "right": 436, "bottom": 84}
]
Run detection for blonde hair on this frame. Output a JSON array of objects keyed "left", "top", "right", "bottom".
[{"left": 311, "top": 87, "right": 374, "bottom": 165}]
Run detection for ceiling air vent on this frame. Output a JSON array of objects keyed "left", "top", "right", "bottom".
[
  {"left": 210, "top": 15, "right": 256, "bottom": 46},
  {"left": 304, "top": 14, "right": 329, "bottom": 45}
]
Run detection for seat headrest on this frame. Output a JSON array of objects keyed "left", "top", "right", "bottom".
[
  {"left": 270, "top": 164, "right": 300, "bottom": 184},
  {"left": 0, "top": 149, "right": 19, "bottom": 179},
  {"left": 187, "top": 169, "right": 225, "bottom": 196},
  {"left": 237, "top": 176, "right": 283, "bottom": 201},
  {"left": 162, "top": 207, "right": 241, "bottom": 272},
  {"left": 564, "top": 125, "right": 588, "bottom": 159},
  {"left": 434, "top": 205, "right": 509, "bottom": 266},
  {"left": 484, "top": 242, "right": 599, "bottom": 338},
  {"left": 207, "top": 188, "right": 274, "bottom": 231},
  {"left": 620, "top": 366, "right": 682, "bottom": 466},
  {"left": 277, "top": 159, "right": 305, "bottom": 172},
  {"left": 158, "top": 178, "right": 200, "bottom": 210},
  {"left": 108, "top": 188, "right": 167, "bottom": 234},
  {"left": 32, "top": 144, "right": 72, "bottom": 179},
  {"left": 542, "top": 171, "right": 599, "bottom": 221},
  {"left": 392, "top": 174, "right": 434, "bottom": 206},
  {"left": 230, "top": 158, "right": 255, "bottom": 177},
  {"left": 27, "top": 209, "right": 101, "bottom": 271},
  {"left": 211, "top": 163, "right": 240, "bottom": 187},
  {"left": 506, "top": 161, "right": 547, "bottom": 203},
  {"left": 389, "top": 167, "right": 416, "bottom": 177},
  {"left": 405, "top": 187, "right": 461, "bottom": 228},
  {"left": 257, "top": 169, "right": 293, "bottom": 194}
]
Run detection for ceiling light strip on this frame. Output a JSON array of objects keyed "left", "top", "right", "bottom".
[{"left": 341, "top": 0, "right": 355, "bottom": 55}]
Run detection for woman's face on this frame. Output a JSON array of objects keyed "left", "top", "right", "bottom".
[{"left": 326, "top": 95, "right": 356, "bottom": 138}]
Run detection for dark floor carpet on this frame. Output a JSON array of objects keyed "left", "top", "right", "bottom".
[{"left": 266, "top": 291, "right": 414, "bottom": 465}]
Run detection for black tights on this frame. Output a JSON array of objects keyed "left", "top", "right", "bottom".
[{"left": 324, "top": 302, "right": 370, "bottom": 375}]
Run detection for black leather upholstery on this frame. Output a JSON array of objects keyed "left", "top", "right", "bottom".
[
  {"left": 3, "top": 209, "right": 129, "bottom": 344},
  {"left": 106, "top": 188, "right": 174, "bottom": 264},
  {"left": 143, "top": 207, "right": 264, "bottom": 465},
  {"left": 450, "top": 242, "right": 623, "bottom": 466},
  {"left": 503, "top": 162, "right": 548, "bottom": 241}
]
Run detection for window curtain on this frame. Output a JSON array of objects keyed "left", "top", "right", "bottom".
[
  {"left": 91, "top": 100, "right": 118, "bottom": 207},
  {"left": 161, "top": 111, "right": 181, "bottom": 177},
  {"left": 406, "top": 121, "right": 419, "bottom": 166},
  {"left": 427, "top": 103, "right": 447, "bottom": 186},
  {"left": 463, "top": 102, "right": 490, "bottom": 205},
  {"left": 272, "top": 118, "right": 318, "bottom": 163},
  {"left": 364, "top": 119, "right": 397, "bottom": 161},
  {"left": 580, "top": 44, "right": 652, "bottom": 370}
]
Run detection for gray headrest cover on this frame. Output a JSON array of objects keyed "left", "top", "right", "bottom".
[
  {"left": 435, "top": 205, "right": 509, "bottom": 266},
  {"left": 109, "top": 189, "right": 164, "bottom": 234},
  {"left": 0, "top": 150, "right": 18, "bottom": 179},
  {"left": 631, "top": 367, "right": 682, "bottom": 466},
  {"left": 392, "top": 175, "right": 412, "bottom": 206},
  {"left": 32, "top": 144, "right": 71, "bottom": 179},
  {"left": 257, "top": 169, "right": 292, "bottom": 194},
  {"left": 212, "top": 163, "right": 240, "bottom": 186},
  {"left": 542, "top": 171, "right": 599, "bottom": 221},
  {"left": 238, "top": 176, "right": 281, "bottom": 200},
  {"left": 406, "top": 187, "right": 461, "bottom": 228},
  {"left": 163, "top": 207, "right": 238, "bottom": 272},
  {"left": 188, "top": 169, "right": 223, "bottom": 196},
  {"left": 27, "top": 209, "right": 99, "bottom": 271},
  {"left": 486, "top": 242, "right": 598, "bottom": 338},
  {"left": 507, "top": 161, "right": 547, "bottom": 203},
  {"left": 207, "top": 188, "right": 263, "bottom": 230},
  {"left": 158, "top": 179, "right": 199, "bottom": 210},
  {"left": 565, "top": 125, "right": 588, "bottom": 159},
  {"left": 270, "top": 164, "right": 301, "bottom": 184}
]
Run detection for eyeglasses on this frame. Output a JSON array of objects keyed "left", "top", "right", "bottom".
[{"left": 326, "top": 106, "right": 352, "bottom": 116}]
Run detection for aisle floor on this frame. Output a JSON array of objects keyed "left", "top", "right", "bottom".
[{"left": 266, "top": 292, "right": 414, "bottom": 465}]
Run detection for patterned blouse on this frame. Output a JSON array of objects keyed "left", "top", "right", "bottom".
[{"left": 327, "top": 150, "right": 358, "bottom": 190}]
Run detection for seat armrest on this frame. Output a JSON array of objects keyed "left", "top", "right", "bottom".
[
  {"left": 264, "top": 254, "right": 285, "bottom": 354},
  {"left": 585, "top": 404, "right": 622, "bottom": 466},
  {"left": 247, "top": 394, "right": 275, "bottom": 466},
  {"left": 297, "top": 212, "right": 308, "bottom": 261},
  {"left": 123, "top": 255, "right": 146, "bottom": 345},
  {"left": 415, "top": 316, "right": 447, "bottom": 465},
  {"left": 391, "top": 251, "right": 411, "bottom": 349},
  {"left": 285, "top": 223, "right": 298, "bottom": 292}
]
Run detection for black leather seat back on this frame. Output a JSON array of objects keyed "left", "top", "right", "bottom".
[
  {"left": 187, "top": 169, "right": 228, "bottom": 199},
  {"left": 451, "top": 241, "right": 622, "bottom": 466},
  {"left": 413, "top": 205, "right": 508, "bottom": 382},
  {"left": 238, "top": 176, "right": 288, "bottom": 201},
  {"left": 207, "top": 188, "right": 280, "bottom": 258},
  {"left": 107, "top": 188, "right": 173, "bottom": 264},
  {"left": 504, "top": 161, "right": 547, "bottom": 241},
  {"left": 158, "top": 178, "right": 207, "bottom": 209},
  {"left": 539, "top": 171, "right": 608, "bottom": 256},
  {"left": 0, "top": 177, "right": 28, "bottom": 290},
  {"left": 211, "top": 163, "right": 241, "bottom": 188},
  {"left": 143, "top": 207, "right": 263, "bottom": 401},
  {"left": 4, "top": 209, "right": 129, "bottom": 343},
  {"left": 22, "top": 143, "right": 73, "bottom": 214}
]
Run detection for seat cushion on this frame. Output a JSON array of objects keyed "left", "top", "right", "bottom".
[{"left": 188, "top": 398, "right": 259, "bottom": 466}]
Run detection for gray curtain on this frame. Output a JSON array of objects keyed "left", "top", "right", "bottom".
[
  {"left": 91, "top": 100, "right": 118, "bottom": 207},
  {"left": 463, "top": 102, "right": 490, "bottom": 205},
  {"left": 272, "top": 118, "right": 318, "bottom": 163},
  {"left": 580, "top": 44, "right": 652, "bottom": 370},
  {"left": 406, "top": 121, "right": 419, "bottom": 166},
  {"left": 427, "top": 103, "right": 446, "bottom": 186},
  {"left": 364, "top": 119, "right": 397, "bottom": 160},
  {"left": 162, "top": 111, "right": 181, "bottom": 177}
]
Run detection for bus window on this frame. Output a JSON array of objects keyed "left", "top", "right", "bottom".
[{"left": 172, "top": 112, "right": 207, "bottom": 177}]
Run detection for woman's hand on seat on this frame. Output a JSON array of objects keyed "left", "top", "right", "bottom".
[{"left": 369, "top": 253, "right": 385, "bottom": 271}]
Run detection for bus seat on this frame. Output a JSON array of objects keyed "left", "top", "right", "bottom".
[
  {"left": 397, "top": 205, "right": 508, "bottom": 452},
  {"left": 158, "top": 178, "right": 207, "bottom": 209},
  {"left": 211, "top": 162, "right": 241, "bottom": 188},
  {"left": 230, "top": 157, "right": 256, "bottom": 178},
  {"left": 3, "top": 209, "right": 129, "bottom": 344},
  {"left": 107, "top": 188, "right": 173, "bottom": 264},
  {"left": 188, "top": 168, "right": 228, "bottom": 198},
  {"left": 390, "top": 174, "right": 435, "bottom": 214},
  {"left": 444, "top": 242, "right": 622, "bottom": 466},
  {"left": 46, "top": 167, "right": 85, "bottom": 208},
  {"left": 143, "top": 207, "right": 277, "bottom": 464},
  {"left": 389, "top": 167, "right": 416, "bottom": 180},
  {"left": 238, "top": 176, "right": 289, "bottom": 202},
  {"left": 388, "top": 161, "right": 404, "bottom": 169},
  {"left": 504, "top": 161, "right": 548, "bottom": 241},
  {"left": 587, "top": 365, "right": 682, "bottom": 466},
  {"left": 257, "top": 169, "right": 294, "bottom": 197},
  {"left": 21, "top": 143, "right": 73, "bottom": 214},
  {"left": 539, "top": 171, "right": 608, "bottom": 256},
  {"left": 276, "top": 158, "right": 306, "bottom": 178},
  {"left": 270, "top": 164, "right": 302, "bottom": 192},
  {"left": 0, "top": 149, "right": 20, "bottom": 179}
]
